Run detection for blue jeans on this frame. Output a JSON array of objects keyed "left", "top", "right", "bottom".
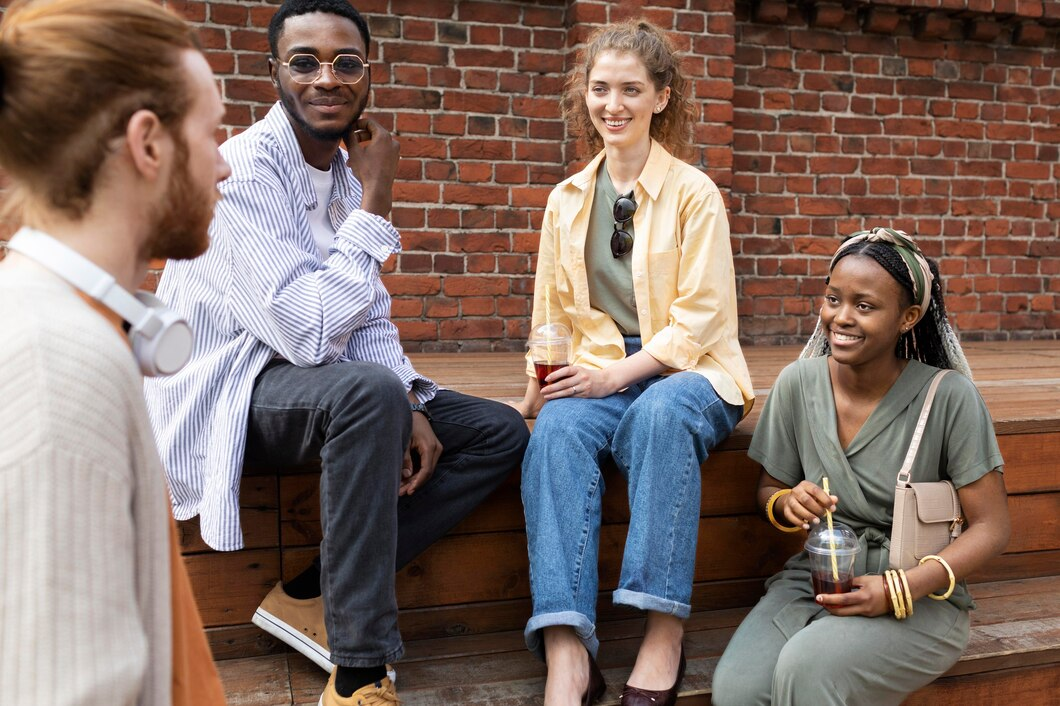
[
  {"left": 244, "top": 360, "right": 529, "bottom": 667},
  {"left": 521, "top": 339, "right": 742, "bottom": 658}
]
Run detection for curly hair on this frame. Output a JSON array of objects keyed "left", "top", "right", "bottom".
[{"left": 562, "top": 19, "right": 698, "bottom": 159}]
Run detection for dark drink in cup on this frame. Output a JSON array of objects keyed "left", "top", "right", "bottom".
[
  {"left": 528, "top": 323, "right": 572, "bottom": 394},
  {"left": 805, "top": 521, "right": 860, "bottom": 596},
  {"left": 811, "top": 571, "right": 853, "bottom": 595},
  {"left": 534, "top": 361, "right": 567, "bottom": 389}
]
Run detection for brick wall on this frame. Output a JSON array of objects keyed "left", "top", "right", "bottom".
[
  {"left": 0, "top": 0, "right": 1056, "bottom": 347},
  {"left": 732, "top": 0, "right": 1060, "bottom": 342}
]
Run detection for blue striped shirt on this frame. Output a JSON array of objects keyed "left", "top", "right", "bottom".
[{"left": 144, "top": 103, "right": 437, "bottom": 551}]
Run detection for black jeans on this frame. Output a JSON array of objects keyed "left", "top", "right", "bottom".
[{"left": 244, "top": 360, "right": 528, "bottom": 666}]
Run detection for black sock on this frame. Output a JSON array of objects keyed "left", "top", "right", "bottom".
[
  {"left": 334, "top": 665, "right": 388, "bottom": 696},
  {"left": 283, "top": 557, "right": 321, "bottom": 600}
]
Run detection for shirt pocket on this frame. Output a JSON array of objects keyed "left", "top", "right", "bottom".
[{"left": 646, "top": 247, "right": 680, "bottom": 325}]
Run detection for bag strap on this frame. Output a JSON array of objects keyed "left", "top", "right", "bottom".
[{"left": 895, "top": 370, "right": 950, "bottom": 487}]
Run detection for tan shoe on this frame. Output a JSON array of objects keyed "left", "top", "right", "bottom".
[
  {"left": 318, "top": 669, "right": 399, "bottom": 706},
  {"left": 252, "top": 582, "right": 332, "bottom": 672}
]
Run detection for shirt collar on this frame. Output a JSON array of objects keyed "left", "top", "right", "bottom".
[
  {"left": 263, "top": 102, "right": 359, "bottom": 210},
  {"left": 569, "top": 139, "right": 672, "bottom": 201}
]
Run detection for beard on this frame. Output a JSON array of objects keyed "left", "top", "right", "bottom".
[
  {"left": 277, "top": 80, "right": 368, "bottom": 142},
  {"left": 143, "top": 137, "right": 216, "bottom": 261}
]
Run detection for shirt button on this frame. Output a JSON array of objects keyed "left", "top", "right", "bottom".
[{"left": 640, "top": 308, "right": 647, "bottom": 315}]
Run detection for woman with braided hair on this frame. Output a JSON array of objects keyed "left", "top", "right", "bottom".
[{"left": 712, "top": 227, "right": 1011, "bottom": 705}]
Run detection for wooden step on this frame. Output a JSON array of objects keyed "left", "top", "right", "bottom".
[
  {"left": 195, "top": 341, "right": 1060, "bottom": 703},
  {"left": 216, "top": 575, "right": 1060, "bottom": 705}
]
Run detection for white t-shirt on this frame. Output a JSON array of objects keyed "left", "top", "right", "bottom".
[{"left": 307, "top": 162, "right": 337, "bottom": 259}]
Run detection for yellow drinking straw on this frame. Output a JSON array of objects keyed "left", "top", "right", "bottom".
[
  {"left": 822, "top": 476, "right": 839, "bottom": 581},
  {"left": 544, "top": 285, "right": 553, "bottom": 365}
]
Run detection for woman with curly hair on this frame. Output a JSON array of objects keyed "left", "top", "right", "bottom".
[{"left": 512, "top": 19, "right": 754, "bottom": 706}]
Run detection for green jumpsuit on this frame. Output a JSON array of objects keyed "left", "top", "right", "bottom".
[{"left": 712, "top": 357, "right": 1003, "bottom": 706}]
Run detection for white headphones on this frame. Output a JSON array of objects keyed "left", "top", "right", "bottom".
[{"left": 6, "top": 227, "right": 193, "bottom": 377}]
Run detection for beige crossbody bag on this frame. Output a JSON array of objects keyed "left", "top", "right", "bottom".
[{"left": 889, "top": 370, "right": 964, "bottom": 570}]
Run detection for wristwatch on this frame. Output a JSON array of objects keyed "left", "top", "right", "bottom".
[{"left": 410, "top": 402, "right": 432, "bottom": 421}]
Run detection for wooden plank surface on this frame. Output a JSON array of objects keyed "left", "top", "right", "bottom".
[
  {"left": 219, "top": 575, "right": 1060, "bottom": 705},
  {"left": 409, "top": 341, "right": 1060, "bottom": 439}
]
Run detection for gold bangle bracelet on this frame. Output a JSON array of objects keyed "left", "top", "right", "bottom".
[
  {"left": 890, "top": 570, "right": 908, "bottom": 619},
  {"left": 885, "top": 570, "right": 906, "bottom": 619},
  {"left": 919, "top": 554, "right": 956, "bottom": 600},
  {"left": 766, "top": 489, "right": 802, "bottom": 533},
  {"left": 897, "top": 569, "right": 915, "bottom": 618}
]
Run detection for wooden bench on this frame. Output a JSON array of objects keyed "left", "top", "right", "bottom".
[{"left": 184, "top": 341, "right": 1060, "bottom": 705}]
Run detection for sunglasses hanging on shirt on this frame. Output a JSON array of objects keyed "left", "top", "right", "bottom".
[{"left": 610, "top": 190, "right": 637, "bottom": 258}]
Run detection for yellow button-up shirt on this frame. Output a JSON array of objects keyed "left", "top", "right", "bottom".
[{"left": 527, "top": 141, "right": 754, "bottom": 415}]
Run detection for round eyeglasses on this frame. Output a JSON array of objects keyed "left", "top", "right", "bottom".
[
  {"left": 610, "top": 190, "right": 638, "bottom": 258},
  {"left": 280, "top": 53, "right": 370, "bottom": 85}
]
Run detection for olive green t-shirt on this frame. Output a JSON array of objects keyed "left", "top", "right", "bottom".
[
  {"left": 749, "top": 357, "right": 1004, "bottom": 610},
  {"left": 584, "top": 164, "right": 639, "bottom": 336}
]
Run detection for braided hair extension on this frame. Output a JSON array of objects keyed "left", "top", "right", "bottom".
[{"left": 800, "top": 239, "right": 973, "bottom": 378}]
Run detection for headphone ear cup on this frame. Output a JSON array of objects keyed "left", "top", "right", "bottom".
[{"left": 131, "top": 291, "right": 193, "bottom": 377}]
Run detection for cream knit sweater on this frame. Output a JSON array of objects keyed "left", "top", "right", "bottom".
[{"left": 0, "top": 262, "right": 172, "bottom": 705}]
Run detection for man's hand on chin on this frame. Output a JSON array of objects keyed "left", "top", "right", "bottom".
[{"left": 345, "top": 118, "right": 399, "bottom": 218}]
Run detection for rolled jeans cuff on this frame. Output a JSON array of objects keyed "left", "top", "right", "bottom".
[
  {"left": 330, "top": 642, "right": 405, "bottom": 669},
  {"left": 524, "top": 611, "right": 599, "bottom": 661},
  {"left": 613, "top": 588, "right": 691, "bottom": 620}
]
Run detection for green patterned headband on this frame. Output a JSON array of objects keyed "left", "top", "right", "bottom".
[{"left": 830, "top": 227, "right": 933, "bottom": 321}]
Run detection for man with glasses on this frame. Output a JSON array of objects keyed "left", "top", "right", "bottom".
[{"left": 142, "top": 1, "right": 528, "bottom": 703}]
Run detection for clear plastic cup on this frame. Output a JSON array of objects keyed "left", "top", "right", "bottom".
[
  {"left": 528, "top": 323, "right": 572, "bottom": 389},
  {"left": 805, "top": 521, "right": 860, "bottom": 595}
]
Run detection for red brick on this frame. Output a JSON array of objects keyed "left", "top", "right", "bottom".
[
  {"left": 429, "top": 255, "right": 462, "bottom": 275},
  {"left": 210, "top": 3, "right": 248, "bottom": 26},
  {"left": 454, "top": 48, "right": 515, "bottom": 69},
  {"left": 449, "top": 139, "right": 512, "bottom": 160},
  {"left": 443, "top": 91, "right": 510, "bottom": 114},
  {"left": 466, "top": 256, "right": 497, "bottom": 274},
  {"left": 382, "top": 275, "right": 441, "bottom": 296},
  {"left": 458, "top": 210, "right": 494, "bottom": 230},
  {"left": 396, "top": 321, "right": 440, "bottom": 341},
  {"left": 443, "top": 277, "right": 510, "bottom": 297},
  {"left": 225, "top": 79, "right": 275, "bottom": 103},
  {"left": 1007, "top": 162, "right": 1051, "bottom": 180},
  {"left": 423, "top": 297, "right": 458, "bottom": 318},
  {"left": 393, "top": 0, "right": 453, "bottom": 18},
  {"left": 800, "top": 197, "right": 849, "bottom": 216},
  {"left": 230, "top": 29, "right": 268, "bottom": 52},
  {"left": 440, "top": 318, "right": 505, "bottom": 340},
  {"left": 859, "top": 7, "right": 901, "bottom": 34},
  {"left": 165, "top": 1, "right": 207, "bottom": 22},
  {"left": 394, "top": 183, "right": 439, "bottom": 203}
]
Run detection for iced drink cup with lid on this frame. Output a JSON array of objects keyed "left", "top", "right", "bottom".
[
  {"left": 805, "top": 521, "right": 860, "bottom": 595},
  {"left": 528, "top": 323, "right": 572, "bottom": 389}
]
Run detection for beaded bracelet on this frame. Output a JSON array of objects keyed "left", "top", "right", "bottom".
[
  {"left": 919, "top": 554, "right": 956, "bottom": 600},
  {"left": 765, "top": 489, "right": 802, "bottom": 533}
]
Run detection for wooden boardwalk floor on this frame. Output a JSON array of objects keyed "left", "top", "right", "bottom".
[{"left": 213, "top": 341, "right": 1060, "bottom": 705}]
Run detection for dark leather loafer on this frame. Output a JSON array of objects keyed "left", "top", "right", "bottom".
[
  {"left": 583, "top": 649, "right": 606, "bottom": 706},
  {"left": 619, "top": 648, "right": 686, "bottom": 706}
]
